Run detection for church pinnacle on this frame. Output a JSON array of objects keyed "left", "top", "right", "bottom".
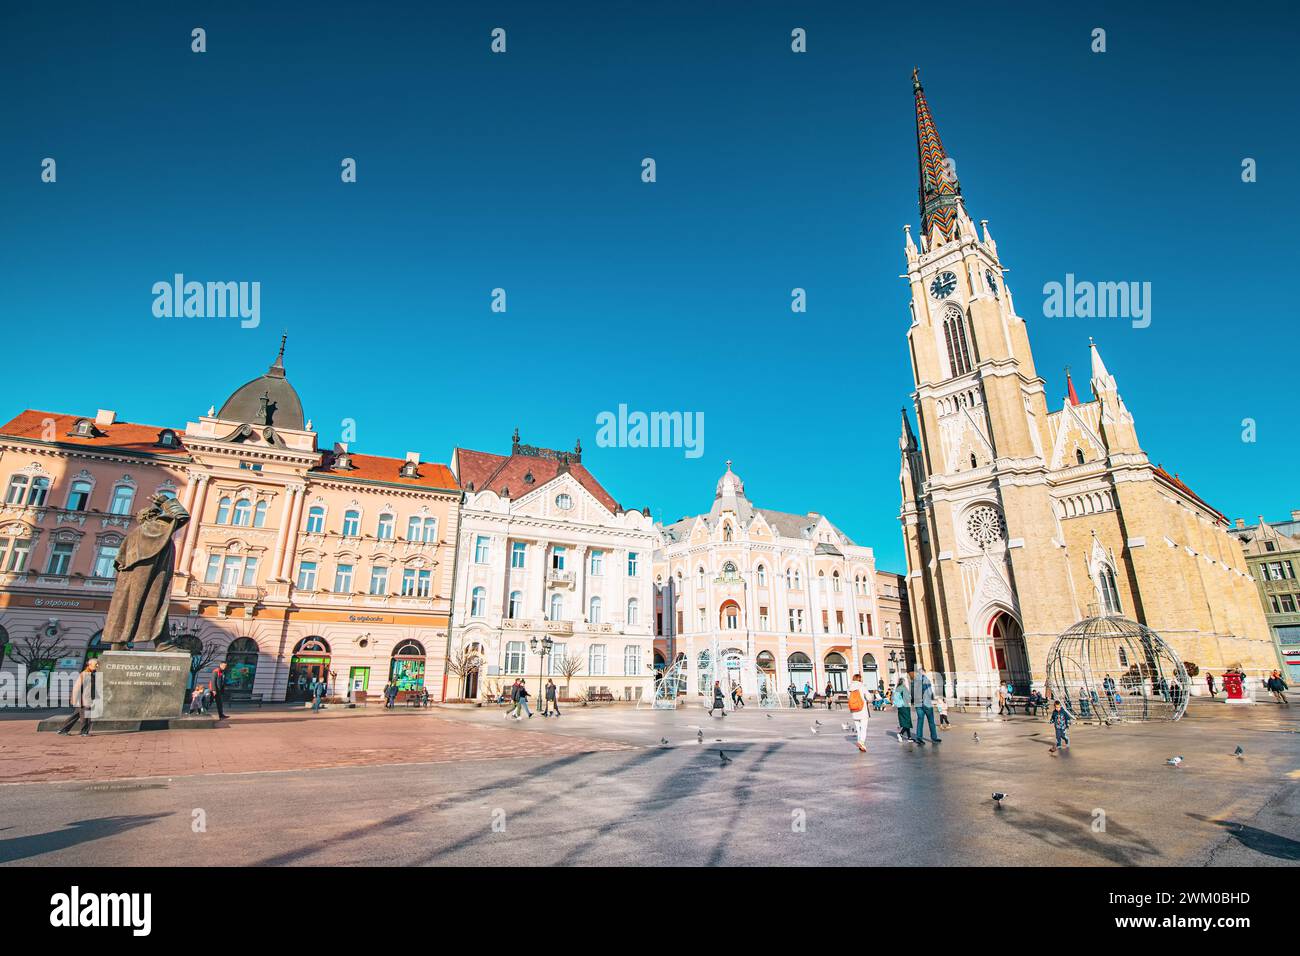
[{"left": 913, "top": 68, "right": 965, "bottom": 246}]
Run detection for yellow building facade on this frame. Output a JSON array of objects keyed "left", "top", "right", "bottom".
[{"left": 896, "top": 72, "right": 1279, "bottom": 700}]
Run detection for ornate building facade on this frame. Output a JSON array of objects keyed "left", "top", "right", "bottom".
[
  {"left": 446, "top": 433, "right": 657, "bottom": 702},
  {"left": 897, "top": 71, "right": 1278, "bottom": 699},
  {"left": 653, "top": 462, "right": 884, "bottom": 699},
  {"left": 1230, "top": 511, "right": 1300, "bottom": 680},
  {"left": 0, "top": 343, "right": 460, "bottom": 703}
]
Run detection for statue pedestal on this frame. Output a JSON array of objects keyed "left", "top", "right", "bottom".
[{"left": 37, "top": 651, "right": 220, "bottom": 734}]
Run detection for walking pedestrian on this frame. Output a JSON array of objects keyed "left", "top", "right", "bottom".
[
  {"left": 892, "top": 675, "right": 913, "bottom": 741},
  {"left": 505, "top": 679, "right": 521, "bottom": 718},
  {"left": 913, "top": 667, "right": 941, "bottom": 744},
  {"left": 787, "top": 682, "right": 798, "bottom": 708},
  {"left": 996, "top": 683, "right": 1008, "bottom": 716},
  {"left": 313, "top": 677, "right": 327, "bottom": 712},
  {"left": 708, "top": 680, "right": 727, "bottom": 717},
  {"left": 847, "top": 672, "right": 868, "bottom": 752},
  {"left": 543, "top": 678, "right": 560, "bottom": 717},
  {"left": 210, "top": 661, "right": 229, "bottom": 719},
  {"left": 935, "top": 694, "right": 950, "bottom": 729},
  {"left": 824, "top": 681, "right": 835, "bottom": 711},
  {"left": 1048, "top": 699, "right": 1072, "bottom": 754},
  {"left": 57, "top": 659, "right": 99, "bottom": 736},
  {"left": 1267, "top": 670, "right": 1291, "bottom": 706},
  {"left": 515, "top": 682, "right": 533, "bottom": 719}
]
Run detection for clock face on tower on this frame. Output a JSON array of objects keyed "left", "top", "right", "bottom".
[
  {"left": 986, "top": 269, "right": 999, "bottom": 298},
  {"left": 929, "top": 271, "right": 958, "bottom": 300}
]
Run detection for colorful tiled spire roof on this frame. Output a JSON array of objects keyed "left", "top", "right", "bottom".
[
  {"left": 913, "top": 68, "right": 963, "bottom": 244},
  {"left": 1066, "top": 366, "right": 1081, "bottom": 406}
]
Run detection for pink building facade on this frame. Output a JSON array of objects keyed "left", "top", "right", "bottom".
[{"left": 0, "top": 346, "right": 460, "bottom": 703}]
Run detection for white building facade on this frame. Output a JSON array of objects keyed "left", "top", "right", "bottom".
[
  {"left": 446, "top": 433, "right": 658, "bottom": 702},
  {"left": 653, "top": 462, "right": 885, "bottom": 701}
]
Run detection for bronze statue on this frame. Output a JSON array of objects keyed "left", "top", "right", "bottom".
[{"left": 104, "top": 493, "right": 191, "bottom": 651}]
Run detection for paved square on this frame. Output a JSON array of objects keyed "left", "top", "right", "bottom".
[{"left": 1, "top": 699, "right": 1297, "bottom": 866}]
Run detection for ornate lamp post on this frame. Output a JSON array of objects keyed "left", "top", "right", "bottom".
[
  {"left": 888, "top": 650, "right": 899, "bottom": 686},
  {"left": 529, "top": 635, "right": 554, "bottom": 706}
]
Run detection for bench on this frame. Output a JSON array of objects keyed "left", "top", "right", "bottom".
[
  {"left": 405, "top": 691, "right": 430, "bottom": 708},
  {"left": 587, "top": 690, "right": 615, "bottom": 703}
]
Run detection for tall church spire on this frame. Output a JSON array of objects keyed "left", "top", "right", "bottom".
[{"left": 913, "top": 68, "right": 964, "bottom": 245}]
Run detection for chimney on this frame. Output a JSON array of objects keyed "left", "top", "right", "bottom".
[
  {"left": 334, "top": 442, "right": 348, "bottom": 455},
  {"left": 405, "top": 451, "right": 420, "bottom": 465},
  {"left": 95, "top": 409, "right": 116, "bottom": 426}
]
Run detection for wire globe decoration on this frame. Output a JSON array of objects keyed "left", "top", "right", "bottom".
[{"left": 1045, "top": 615, "right": 1190, "bottom": 722}]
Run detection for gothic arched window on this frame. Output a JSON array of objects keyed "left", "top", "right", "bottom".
[
  {"left": 942, "top": 306, "right": 974, "bottom": 377},
  {"left": 1098, "top": 565, "right": 1122, "bottom": 615}
]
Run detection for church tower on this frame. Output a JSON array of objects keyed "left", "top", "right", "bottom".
[{"left": 896, "top": 71, "right": 1278, "bottom": 698}]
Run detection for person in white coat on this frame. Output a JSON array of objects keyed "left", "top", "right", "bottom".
[{"left": 847, "top": 672, "right": 869, "bottom": 752}]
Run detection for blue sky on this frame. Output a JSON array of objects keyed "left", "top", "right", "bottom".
[{"left": 2, "top": 0, "right": 1296, "bottom": 571}]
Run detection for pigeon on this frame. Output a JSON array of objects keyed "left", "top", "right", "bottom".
[
  {"left": 992, "top": 791, "right": 1008, "bottom": 806},
  {"left": 1233, "top": 746, "right": 1244, "bottom": 758},
  {"left": 765, "top": 713, "right": 773, "bottom": 719},
  {"left": 1167, "top": 756, "right": 1184, "bottom": 767},
  {"left": 810, "top": 725, "right": 820, "bottom": 735},
  {"left": 696, "top": 730, "right": 704, "bottom": 744},
  {"left": 660, "top": 737, "right": 669, "bottom": 746},
  {"left": 718, "top": 750, "right": 731, "bottom": 765},
  {"left": 814, "top": 720, "right": 823, "bottom": 726},
  {"left": 973, "top": 732, "right": 981, "bottom": 742},
  {"left": 841, "top": 723, "right": 851, "bottom": 732}
]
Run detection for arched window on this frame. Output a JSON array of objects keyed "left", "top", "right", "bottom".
[
  {"left": 787, "top": 652, "right": 813, "bottom": 688},
  {"left": 1076, "top": 448, "right": 1085, "bottom": 465},
  {"left": 225, "top": 637, "right": 259, "bottom": 694},
  {"left": 756, "top": 650, "right": 775, "bottom": 672},
  {"left": 376, "top": 513, "right": 395, "bottom": 540},
  {"left": 549, "top": 593, "right": 564, "bottom": 621},
  {"left": 943, "top": 305, "right": 974, "bottom": 376},
  {"left": 508, "top": 590, "right": 523, "bottom": 619},
  {"left": 970, "top": 453, "right": 978, "bottom": 470},
  {"left": 109, "top": 484, "right": 135, "bottom": 515},
  {"left": 721, "top": 601, "right": 740, "bottom": 630},
  {"left": 589, "top": 596, "right": 602, "bottom": 624},
  {"left": 215, "top": 496, "right": 232, "bottom": 525},
  {"left": 832, "top": 571, "right": 841, "bottom": 592},
  {"left": 306, "top": 506, "right": 325, "bottom": 533},
  {"left": 4, "top": 475, "right": 28, "bottom": 505},
  {"left": 697, "top": 567, "right": 705, "bottom": 589},
  {"left": 342, "top": 509, "right": 360, "bottom": 537},
  {"left": 1098, "top": 565, "right": 1122, "bottom": 614},
  {"left": 756, "top": 564, "right": 767, "bottom": 586},
  {"left": 253, "top": 500, "right": 268, "bottom": 528},
  {"left": 470, "top": 586, "right": 486, "bottom": 616},
  {"left": 626, "top": 598, "right": 639, "bottom": 625},
  {"left": 232, "top": 498, "right": 252, "bottom": 526}
]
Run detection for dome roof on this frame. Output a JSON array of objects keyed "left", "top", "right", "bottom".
[
  {"left": 715, "top": 460, "right": 746, "bottom": 499},
  {"left": 216, "top": 337, "right": 305, "bottom": 430}
]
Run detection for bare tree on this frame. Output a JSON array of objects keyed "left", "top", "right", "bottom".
[
  {"left": 8, "top": 632, "right": 72, "bottom": 672},
  {"left": 555, "top": 653, "right": 584, "bottom": 698},
  {"left": 443, "top": 645, "right": 484, "bottom": 700}
]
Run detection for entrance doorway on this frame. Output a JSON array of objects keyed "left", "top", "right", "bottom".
[
  {"left": 389, "top": 640, "right": 426, "bottom": 701},
  {"left": 462, "top": 643, "right": 483, "bottom": 700},
  {"left": 824, "top": 652, "right": 848, "bottom": 693},
  {"left": 862, "top": 652, "right": 880, "bottom": 692},
  {"left": 988, "top": 612, "right": 1031, "bottom": 693},
  {"left": 225, "top": 638, "right": 259, "bottom": 698},
  {"left": 288, "top": 636, "right": 331, "bottom": 701}
]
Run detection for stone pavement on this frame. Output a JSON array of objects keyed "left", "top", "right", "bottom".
[
  {"left": 0, "top": 697, "right": 1297, "bottom": 866},
  {"left": 0, "top": 705, "right": 633, "bottom": 784}
]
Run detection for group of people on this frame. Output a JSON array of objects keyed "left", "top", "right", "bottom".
[
  {"left": 888, "top": 666, "right": 947, "bottom": 745},
  {"left": 502, "top": 678, "right": 561, "bottom": 719}
]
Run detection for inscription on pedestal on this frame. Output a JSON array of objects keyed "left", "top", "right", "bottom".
[{"left": 98, "top": 651, "right": 190, "bottom": 720}]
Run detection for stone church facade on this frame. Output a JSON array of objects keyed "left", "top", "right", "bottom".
[{"left": 896, "top": 71, "right": 1279, "bottom": 700}]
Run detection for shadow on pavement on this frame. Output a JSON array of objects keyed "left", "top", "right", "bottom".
[
  {"left": 1188, "top": 813, "right": 1300, "bottom": 861},
  {"left": 0, "top": 813, "right": 173, "bottom": 864}
]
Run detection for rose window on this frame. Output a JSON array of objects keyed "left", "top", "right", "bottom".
[{"left": 965, "top": 506, "right": 1007, "bottom": 548}]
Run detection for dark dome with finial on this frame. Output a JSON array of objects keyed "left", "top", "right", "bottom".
[{"left": 217, "top": 334, "right": 305, "bottom": 430}]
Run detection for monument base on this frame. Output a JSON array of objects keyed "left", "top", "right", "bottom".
[
  {"left": 37, "top": 713, "right": 220, "bottom": 734},
  {"left": 98, "top": 650, "right": 192, "bottom": 720}
]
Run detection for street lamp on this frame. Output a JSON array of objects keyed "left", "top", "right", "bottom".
[{"left": 529, "top": 635, "right": 554, "bottom": 708}]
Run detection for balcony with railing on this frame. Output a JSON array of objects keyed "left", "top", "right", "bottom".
[{"left": 547, "top": 568, "right": 575, "bottom": 588}]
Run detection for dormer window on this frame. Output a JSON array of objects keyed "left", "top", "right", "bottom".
[
  {"left": 399, "top": 460, "right": 420, "bottom": 479},
  {"left": 71, "top": 419, "right": 97, "bottom": 438},
  {"left": 157, "top": 429, "right": 178, "bottom": 448}
]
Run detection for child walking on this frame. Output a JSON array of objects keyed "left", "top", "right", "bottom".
[{"left": 1048, "top": 699, "right": 1072, "bottom": 754}]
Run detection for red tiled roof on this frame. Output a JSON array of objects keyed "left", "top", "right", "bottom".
[
  {"left": 1153, "top": 465, "right": 1227, "bottom": 523},
  {"left": 313, "top": 451, "right": 457, "bottom": 491},
  {"left": 0, "top": 410, "right": 185, "bottom": 454},
  {"left": 455, "top": 447, "right": 620, "bottom": 513}
]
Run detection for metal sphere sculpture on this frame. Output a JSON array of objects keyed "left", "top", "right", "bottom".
[{"left": 1045, "top": 615, "right": 1190, "bottom": 722}]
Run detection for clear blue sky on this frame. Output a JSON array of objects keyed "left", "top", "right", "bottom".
[{"left": 2, "top": 0, "right": 1296, "bottom": 572}]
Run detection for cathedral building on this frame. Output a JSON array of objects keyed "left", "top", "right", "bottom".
[
  {"left": 653, "top": 462, "right": 884, "bottom": 699},
  {"left": 896, "top": 71, "right": 1280, "bottom": 699}
]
